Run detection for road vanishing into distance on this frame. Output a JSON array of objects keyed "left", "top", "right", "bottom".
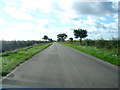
[{"left": 2, "top": 42, "right": 118, "bottom": 88}]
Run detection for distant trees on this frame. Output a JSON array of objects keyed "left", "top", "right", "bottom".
[
  {"left": 48, "top": 38, "right": 53, "bottom": 42},
  {"left": 56, "top": 28, "right": 87, "bottom": 43},
  {"left": 69, "top": 37, "right": 73, "bottom": 42},
  {"left": 57, "top": 33, "right": 67, "bottom": 41},
  {"left": 42, "top": 35, "right": 48, "bottom": 41},
  {"left": 42, "top": 35, "right": 53, "bottom": 42},
  {"left": 73, "top": 29, "right": 88, "bottom": 44}
]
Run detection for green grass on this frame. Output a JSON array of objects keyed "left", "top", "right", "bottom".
[
  {"left": 59, "top": 42, "right": 119, "bottom": 66},
  {"left": 0, "top": 43, "right": 53, "bottom": 76}
]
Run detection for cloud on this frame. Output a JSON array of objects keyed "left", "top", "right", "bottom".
[
  {"left": 0, "top": 18, "right": 6, "bottom": 26},
  {"left": 0, "top": 0, "right": 118, "bottom": 40},
  {"left": 1, "top": 21, "right": 48, "bottom": 40},
  {"left": 3, "top": 0, "right": 53, "bottom": 20},
  {"left": 72, "top": 15, "right": 118, "bottom": 39},
  {"left": 72, "top": 2, "right": 117, "bottom": 16},
  {"left": 100, "top": 17, "right": 106, "bottom": 21},
  {"left": 0, "top": 19, "right": 74, "bottom": 40},
  {"left": 20, "top": 0, "right": 52, "bottom": 13},
  {"left": 4, "top": 5, "right": 34, "bottom": 20},
  {"left": 95, "top": 21, "right": 107, "bottom": 29},
  {"left": 51, "top": 1, "right": 65, "bottom": 12}
]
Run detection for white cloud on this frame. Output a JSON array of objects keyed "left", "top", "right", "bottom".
[
  {"left": 21, "top": 0, "right": 52, "bottom": 13},
  {"left": 1, "top": 0, "right": 118, "bottom": 40},
  {"left": 0, "top": 18, "right": 6, "bottom": 26},
  {"left": 100, "top": 17, "right": 106, "bottom": 21},
  {"left": 4, "top": 0, "right": 76, "bottom": 20},
  {"left": 35, "top": 19, "right": 50, "bottom": 25},
  {"left": 1, "top": 21, "right": 36, "bottom": 40},
  {"left": 56, "top": 13, "right": 74, "bottom": 25},
  {"left": 3, "top": 0, "right": 53, "bottom": 20},
  {"left": 1, "top": 20, "right": 72, "bottom": 40},
  {"left": 6, "top": 1, "right": 18, "bottom": 7},
  {"left": 72, "top": 15, "right": 118, "bottom": 39},
  {"left": 104, "top": 22, "right": 118, "bottom": 31},
  {"left": 72, "top": 2, "right": 117, "bottom": 16},
  {"left": 4, "top": 6, "right": 34, "bottom": 20},
  {"left": 73, "top": 16, "right": 97, "bottom": 31}
]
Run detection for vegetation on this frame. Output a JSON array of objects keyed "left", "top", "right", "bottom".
[
  {"left": 0, "top": 40, "right": 49, "bottom": 53},
  {"left": 67, "top": 38, "right": 118, "bottom": 51},
  {"left": 73, "top": 29, "right": 88, "bottom": 44},
  {"left": 56, "top": 28, "right": 119, "bottom": 66},
  {"left": 69, "top": 37, "right": 73, "bottom": 42},
  {"left": 48, "top": 38, "right": 53, "bottom": 42},
  {"left": 1, "top": 43, "right": 53, "bottom": 76},
  {"left": 42, "top": 35, "right": 49, "bottom": 41},
  {"left": 42, "top": 35, "right": 54, "bottom": 42},
  {"left": 59, "top": 40, "right": 119, "bottom": 66},
  {"left": 57, "top": 33, "right": 67, "bottom": 42}
]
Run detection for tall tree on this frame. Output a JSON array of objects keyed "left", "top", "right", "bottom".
[
  {"left": 73, "top": 29, "right": 88, "bottom": 44},
  {"left": 57, "top": 33, "right": 67, "bottom": 42},
  {"left": 42, "top": 35, "right": 48, "bottom": 41},
  {"left": 69, "top": 37, "right": 73, "bottom": 42}
]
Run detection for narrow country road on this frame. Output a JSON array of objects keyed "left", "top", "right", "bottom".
[{"left": 2, "top": 42, "right": 118, "bottom": 88}]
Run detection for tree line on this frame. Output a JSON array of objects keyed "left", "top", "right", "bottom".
[
  {"left": 57, "top": 28, "right": 88, "bottom": 44},
  {"left": 56, "top": 28, "right": 119, "bottom": 51},
  {"left": 42, "top": 35, "right": 53, "bottom": 42},
  {"left": 42, "top": 28, "right": 88, "bottom": 44},
  {"left": 1, "top": 28, "right": 118, "bottom": 53}
]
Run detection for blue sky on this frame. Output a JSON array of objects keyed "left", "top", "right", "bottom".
[{"left": 0, "top": 0, "right": 118, "bottom": 40}]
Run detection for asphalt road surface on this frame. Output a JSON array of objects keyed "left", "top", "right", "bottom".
[{"left": 2, "top": 42, "right": 118, "bottom": 88}]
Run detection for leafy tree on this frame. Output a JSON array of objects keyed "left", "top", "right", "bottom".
[
  {"left": 69, "top": 37, "right": 73, "bottom": 42},
  {"left": 42, "top": 35, "right": 48, "bottom": 41},
  {"left": 73, "top": 29, "right": 88, "bottom": 44},
  {"left": 57, "top": 33, "right": 67, "bottom": 42},
  {"left": 48, "top": 38, "right": 53, "bottom": 42}
]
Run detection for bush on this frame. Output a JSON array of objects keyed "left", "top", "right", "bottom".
[{"left": 65, "top": 38, "right": 118, "bottom": 50}]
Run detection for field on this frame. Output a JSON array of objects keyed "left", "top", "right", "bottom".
[
  {"left": 60, "top": 40, "right": 119, "bottom": 66},
  {"left": 0, "top": 42, "right": 53, "bottom": 77}
]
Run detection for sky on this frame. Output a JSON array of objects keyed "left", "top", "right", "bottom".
[{"left": 0, "top": 0, "right": 119, "bottom": 41}]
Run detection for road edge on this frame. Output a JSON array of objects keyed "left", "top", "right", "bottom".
[
  {"left": 58, "top": 42, "right": 118, "bottom": 70},
  {"left": 0, "top": 43, "right": 53, "bottom": 82}
]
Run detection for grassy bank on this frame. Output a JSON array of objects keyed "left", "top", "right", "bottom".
[
  {"left": 59, "top": 42, "right": 119, "bottom": 66},
  {"left": 1, "top": 43, "right": 53, "bottom": 76}
]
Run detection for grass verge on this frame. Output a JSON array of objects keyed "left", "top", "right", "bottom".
[
  {"left": 0, "top": 43, "right": 53, "bottom": 77},
  {"left": 59, "top": 42, "right": 119, "bottom": 66}
]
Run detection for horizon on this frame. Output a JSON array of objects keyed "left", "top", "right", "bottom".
[{"left": 0, "top": 0, "right": 119, "bottom": 41}]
